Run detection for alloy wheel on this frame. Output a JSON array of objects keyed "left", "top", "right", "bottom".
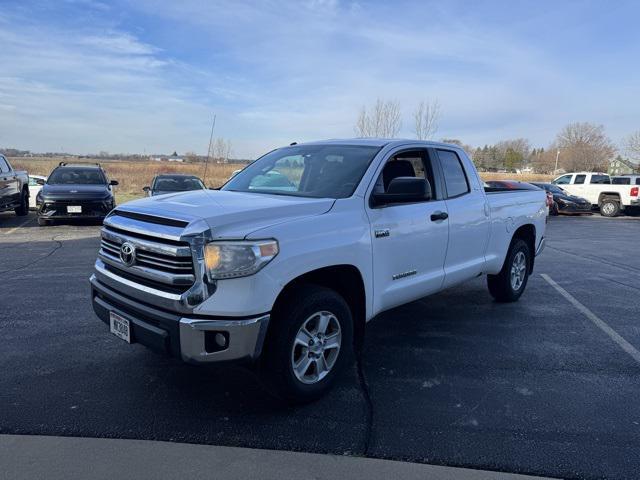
[
  {"left": 290, "top": 311, "right": 342, "bottom": 385},
  {"left": 510, "top": 251, "right": 527, "bottom": 291}
]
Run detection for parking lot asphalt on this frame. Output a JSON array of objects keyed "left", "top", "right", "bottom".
[{"left": 1, "top": 212, "right": 639, "bottom": 480}]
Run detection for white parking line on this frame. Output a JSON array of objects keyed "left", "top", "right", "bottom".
[
  {"left": 541, "top": 273, "right": 640, "bottom": 364},
  {"left": 3, "top": 216, "right": 34, "bottom": 235}
]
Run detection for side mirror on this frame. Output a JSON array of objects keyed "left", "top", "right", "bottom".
[
  {"left": 36, "top": 178, "right": 45, "bottom": 186},
  {"left": 110, "top": 180, "right": 119, "bottom": 186},
  {"left": 372, "top": 177, "right": 431, "bottom": 206},
  {"left": 143, "top": 186, "right": 150, "bottom": 192}
]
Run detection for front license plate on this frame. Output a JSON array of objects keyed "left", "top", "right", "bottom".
[
  {"left": 109, "top": 312, "right": 131, "bottom": 343},
  {"left": 67, "top": 205, "right": 82, "bottom": 213}
]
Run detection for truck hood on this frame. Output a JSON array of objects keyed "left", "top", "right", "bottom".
[{"left": 116, "top": 190, "right": 335, "bottom": 238}]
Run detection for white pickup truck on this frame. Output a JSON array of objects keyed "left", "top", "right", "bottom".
[
  {"left": 552, "top": 172, "right": 640, "bottom": 216},
  {"left": 90, "top": 139, "right": 546, "bottom": 402}
]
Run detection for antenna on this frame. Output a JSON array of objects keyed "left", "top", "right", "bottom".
[{"left": 203, "top": 114, "right": 216, "bottom": 184}]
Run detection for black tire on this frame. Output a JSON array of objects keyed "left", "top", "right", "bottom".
[
  {"left": 550, "top": 202, "right": 559, "bottom": 216},
  {"left": 37, "top": 217, "right": 51, "bottom": 226},
  {"left": 260, "top": 285, "right": 353, "bottom": 404},
  {"left": 599, "top": 199, "right": 619, "bottom": 217},
  {"left": 14, "top": 189, "right": 29, "bottom": 216},
  {"left": 487, "top": 238, "right": 531, "bottom": 303}
]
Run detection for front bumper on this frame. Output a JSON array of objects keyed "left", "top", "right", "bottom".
[
  {"left": 90, "top": 274, "right": 270, "bottom": 364},
  {"left": 39, "top": 199, "right": 114, "bottom": 219},
  {"left": 557, "top": 202, "right": 592, "bottom": 214}
]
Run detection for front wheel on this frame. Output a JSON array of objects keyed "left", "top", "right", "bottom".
[
  {"left": 261, "top": 285, "right": 353, "bottom": 404},
  {"left": 487, "top": 238, "right": 531, "bottom": 303}
]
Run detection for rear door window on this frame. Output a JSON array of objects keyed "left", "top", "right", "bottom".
[
  {"left": 590, "top": 175, "right": 610, "bottom": 184},
  {"left": 574, "top": 174, "right": 586, "bottom": 184},
  {"left": 437, "top": 149, "right": 469, "bottom": 198}
]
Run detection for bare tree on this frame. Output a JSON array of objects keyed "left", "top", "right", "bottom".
[
  {"left": 529, "top": 148, "right": 557, "bottom": 174},
  {"left": 212, "top": 137, "right": 233, "bottom": 163},
  {"left": 414, "top": 100, "right": 441, "bottom": 140},
  {"left": 623, "top": 130, "right": 640, "bottom": 162},
  {"left": 355, "top": 108, "right": 369, "bottom": 138},
  {"left": 223, "top": 139, "right": 232, "bottom": 162},
  {"left": 354, "top": 99, "right": 401, "bottom": 138},
  {"left": 555, "top": 122, "right": 615, "bottom": 171}
]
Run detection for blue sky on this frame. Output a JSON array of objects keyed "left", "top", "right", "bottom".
[{"left": 0, "top": 0, "right": 638, "bottom": 158}]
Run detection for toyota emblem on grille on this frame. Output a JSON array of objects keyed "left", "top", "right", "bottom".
[{"left": 119, "top": 242, "right": 136, "bottom": 266}]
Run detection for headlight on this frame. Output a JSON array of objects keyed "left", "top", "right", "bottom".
[{"left": 203, "top": 240, "right": 279, "bottom": 280}]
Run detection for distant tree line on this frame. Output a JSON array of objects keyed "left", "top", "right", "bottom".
[{"left": 353, "top": 98, "right": 638, "bottom": 173}]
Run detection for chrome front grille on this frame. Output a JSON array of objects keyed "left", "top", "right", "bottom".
[
  {"left": 93, "top": 207, "right": 213, "bottom": 312},
  {"left": 99, "top": 225, "right": 196, "bottom": 292},
  {"left": 101, "top": 236, "right": 193, "bottom": 274}
]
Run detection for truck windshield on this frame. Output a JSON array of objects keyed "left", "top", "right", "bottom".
[
  {"left": 153, "top": 176, "right": 205, "bottom": 191},
  {"left": 222, "top": 144, "right": 381, "bottom": 199},
  {"left": 547, "top": 184, "right": 566, "bottom": 194}
]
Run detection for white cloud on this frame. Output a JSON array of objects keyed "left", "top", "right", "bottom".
[
  {"left": 78, "top": 33, "right": 160, "bottom": 56},
  {"left": 0, "top": 11, "right": 213, "bottom": 155},
  {"left": 0, "top": 0, "right": 638, "bottom": 157}
]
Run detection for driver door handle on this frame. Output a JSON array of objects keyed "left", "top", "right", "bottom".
[{"left": 430, "top": 211, "right": 448, "bottom": 221}]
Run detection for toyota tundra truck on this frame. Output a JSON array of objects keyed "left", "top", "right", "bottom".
[{"left": 90, "top": 139, "right": 546, "bottom": 402}]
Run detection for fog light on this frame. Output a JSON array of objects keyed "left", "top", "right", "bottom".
[
  {"left": 204, "top": 331, "right": 229, "bottom": 353},
  {"left": 215, "top": 333, "right": 227, "bottom": 347}
]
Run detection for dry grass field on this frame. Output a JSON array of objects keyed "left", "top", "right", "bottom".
[
  {"left": 10, "top": 157, "right": 244, "bottom": 203},
  {"left": 480, "top": 172, "right": 554, "bottom": 183},
  {"left": 10, "top": 156, "right": 554, "bottom": 204}
]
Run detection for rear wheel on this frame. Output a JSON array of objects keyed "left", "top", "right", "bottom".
[
  {"left": 14, "top": 189, "right": 29, "bottom": 216},
  {"left": 487, "top": 238, "right": 530, "bottom": 303},
  {"left": 599, "top": 199, "right": 619, "bottom": 217},
  {"left": 261, "top": 285, "right": 353, "bottom": 404}
]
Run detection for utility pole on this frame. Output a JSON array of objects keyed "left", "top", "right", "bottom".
[
  {"left": 203, "top": 114, "right": 216, "bottom": 185},
  {"left": 555, "top": 149, "right": 560, "bottom": 173}
]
